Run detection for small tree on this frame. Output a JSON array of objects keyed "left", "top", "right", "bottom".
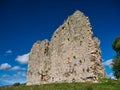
[
  {"left": 112, "top": 36, "right": 120, "bottom": 79},
  {"left": 112, "top": 36, "right": 120, "bottom": 56},
  {"left": 112, "top": 57, "right": 120, "bottom": 79}
]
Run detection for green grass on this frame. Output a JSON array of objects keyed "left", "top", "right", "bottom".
[{"left": 0, "top": 78, "right": 120, "bottom": 90}]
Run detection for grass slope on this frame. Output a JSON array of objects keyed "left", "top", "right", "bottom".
[{"left": 0, "top": 78, "right": 120, "bottom": 90}]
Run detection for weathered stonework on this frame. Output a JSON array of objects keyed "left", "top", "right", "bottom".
[{"left": 27, "top": 10, "right": 106, "bottom": 85}]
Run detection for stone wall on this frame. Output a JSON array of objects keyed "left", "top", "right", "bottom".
[{"left": 27, "top": 10, "right": 106, "bottom": 85}]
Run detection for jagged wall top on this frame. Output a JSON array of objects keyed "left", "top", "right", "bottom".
[{"left": 51, "top": 10, "right": 93, "bottom": 41}]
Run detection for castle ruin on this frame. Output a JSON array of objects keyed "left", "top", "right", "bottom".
[{"left": 27, "top": 10, "right": 106, "bottom": 85}]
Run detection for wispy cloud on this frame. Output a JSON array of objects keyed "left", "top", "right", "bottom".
[
  {"left": 0, "top": 72, "right": 27, "bottom": 86},
  {"left": 17, "top": 71, "right": 27, "bottom": 77},
  {"left": 0, "top": 63, "right": 11, "bottom": 70},
  {"left": 103, "top": 59, "right": 113, "bottom": 68},
  {"left": 10, "top": 66, "right": 21, "bottom": 71},
  {"left": 5, "top": 50, "right": 12, "bottom": 54},
  {"left": 0, "top": 64, "right": 27, "bottom": 85},
  {"left": 2, "top": 74, "right": 10, "bottom": 79},
  {"left": 10, "top": 66, "right": 26, "bottom": 71},
  {"left": 15, "top": 53, "right": 29, "bottom": 64},
  {"left": 13, "top": 71, "right": 27, "bottom": 79}
]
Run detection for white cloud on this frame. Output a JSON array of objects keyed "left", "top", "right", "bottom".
[
  {"left": 0, "top": 68, "right": 27, "bottom": 86},
  {"left": 0, "top": 63, "right": 11, "bottom": 70},
  {"left": 103, "top": 59, "right": 113, "bottom": 68},
  {"left": 6, "top": 50, "right": 12, "bottom": 54},
  {"left": 108, "top": 73, "right": 116, "bottom": 79},
  {"left": 10, "top": 66, "right": 26, "bottom": 71},
  {"left": 13, "top": 71, "right": 27, "bottom": 80},
  {"left": 15, "top": 53, "right": 29, "bottom": 64},
  {"left": 0, "top": 63, "right": 26, "bottom": 71},
  {"left": 10, "top": 66, "right": 21, "bottom": 70},
  {"left": 0, "top": 72, "right": 26, "bottom": 85}
]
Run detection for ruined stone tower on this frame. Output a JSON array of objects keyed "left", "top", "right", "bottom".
[{"left": 27, "top": 10, "right": 106, "bottom": 85}]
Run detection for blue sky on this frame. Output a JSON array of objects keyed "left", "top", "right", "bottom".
[{"left": 0, "top": 0, "right": 120, "bottom": 86}]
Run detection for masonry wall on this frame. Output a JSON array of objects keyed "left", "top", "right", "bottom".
[{"left": 27, "top": 10, "right": 106, "bottom": 85}]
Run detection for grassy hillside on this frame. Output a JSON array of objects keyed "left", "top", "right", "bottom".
[{"left": 0, "top": 78, "right": 120, "bottom": 90}]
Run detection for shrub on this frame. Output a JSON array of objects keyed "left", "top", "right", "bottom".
[{"left": 13, "top": 82, "right": 20, "bottom": 86}]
